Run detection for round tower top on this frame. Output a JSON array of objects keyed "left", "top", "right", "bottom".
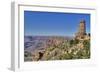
[{"left": 80, "top": 20, "right": 85, "bottom": 23}]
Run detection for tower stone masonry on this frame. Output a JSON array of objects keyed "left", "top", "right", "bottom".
[{"left": 75, "top": 20, "right": 86, "bottom": 39}]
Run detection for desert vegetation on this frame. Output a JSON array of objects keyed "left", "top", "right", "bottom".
[{"left": 24, "top": 36, "right": 90, "bottom": 61}]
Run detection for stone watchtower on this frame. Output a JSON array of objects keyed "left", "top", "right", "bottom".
[{"left": 75, "top": 20, "right": 86, "bottom": 39}]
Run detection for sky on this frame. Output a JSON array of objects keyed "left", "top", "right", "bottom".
[{"left": 24, "top": 11, "right": 90, "bottom": 36}]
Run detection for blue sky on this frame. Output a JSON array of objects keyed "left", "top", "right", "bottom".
[{"left": 24, "top": 11, "right": 90, "bottom": 36}]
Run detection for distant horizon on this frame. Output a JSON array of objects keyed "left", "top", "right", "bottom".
[
  {"left": 24, "top": 11, "right": 90, "bottom": 36},
  {"left": 24, "top": 35, "right": 74, "bottom": 37}
]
